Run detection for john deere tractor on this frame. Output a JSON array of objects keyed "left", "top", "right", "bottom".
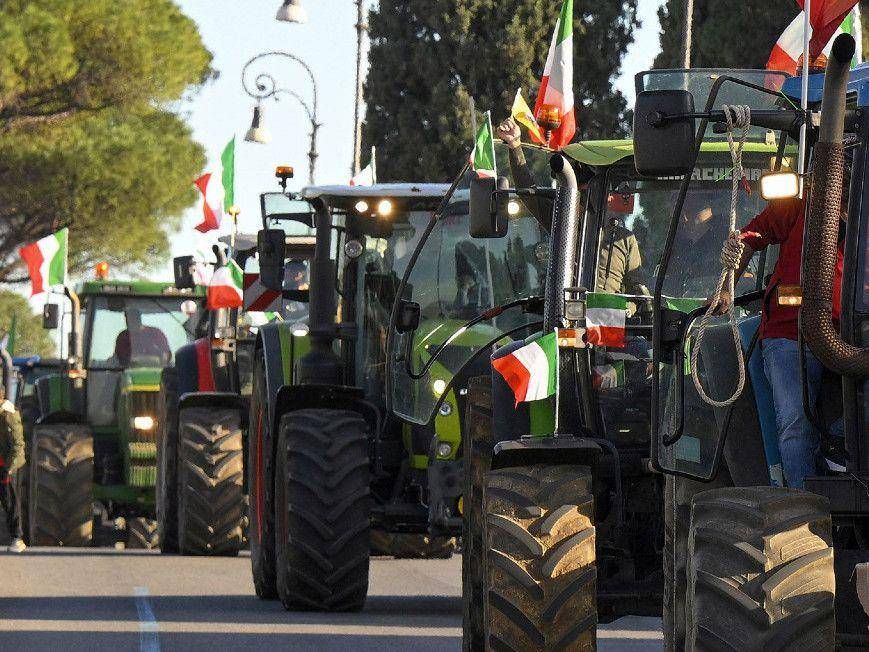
[
  {"left": 247, "top": 178, "right": 506, "bottom": 609},
  {"left": 24, "top": 275, "right": 204, "bottom": 547},
  {"left": 386, "top": 69, "right": 795, "bottom": 648},
  {"left": 154, "top": 241, "right": 260, "bottom": 556}
]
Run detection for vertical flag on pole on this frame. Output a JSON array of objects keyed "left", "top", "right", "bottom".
[
  {"left": 194, "top": 137, "right": 235, "bottom": 233},
  {"left": 470, "top": 111, "right": 497, "bottom": 179},
  {"left": 795, "top": 0, "right": 860, "bottom": 57},
  {"left": 19, "top": 228, "right": 68, "bottom": 296},
  {"left": 531, "top": 0, "right": 575, "bottom": 150},
  {"left": 768, "top": 6, "right": 863, "bottom": 74}
]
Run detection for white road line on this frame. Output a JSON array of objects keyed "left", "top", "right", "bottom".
[{"left": 133, "top": 586, "right": 160, "bottom": 652}]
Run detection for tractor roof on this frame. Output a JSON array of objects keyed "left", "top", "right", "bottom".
[
  {"left": 300, "top": 183, "right": 451, "bottom": 200},
  {"left": 563, "top": 139, "right": 781, "bottom": 168}
]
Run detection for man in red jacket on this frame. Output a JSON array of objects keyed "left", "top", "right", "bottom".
[{"left": 718, "top": 187, "right": 846, "bottom": 489}]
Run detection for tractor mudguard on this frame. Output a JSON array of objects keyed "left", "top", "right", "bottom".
[
  {"left": 175, "top": 339, "right": 216, "bottom": 395},
  {"left": 33, "top": 374, "right": 85, "bottom": 425},
  {"left": 490, "top": 435, "right": 601, "bottom": 471},
  {"left": 272, "top": 384, "right": 380, "bottom": 437},
  {"left": 255, "top": 324, "right": 301, "bottom": 442},
  {"left": 178, "top": 391, "right": 248, "bottom": 420}
]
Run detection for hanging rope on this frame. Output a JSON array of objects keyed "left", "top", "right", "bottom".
[{"left": 689, "top": 105, "right": 751, "bottom": 407}]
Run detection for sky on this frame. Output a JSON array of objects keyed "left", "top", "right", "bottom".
[{"left": 168, "top": 0, "right": 666, "bottom": 270}]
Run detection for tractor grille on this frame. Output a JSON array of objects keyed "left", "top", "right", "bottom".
[{"left": 129, "top": 390, "right": 159, "bottom": 443}]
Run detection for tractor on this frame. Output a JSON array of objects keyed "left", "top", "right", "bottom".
[
  {"left": 385, "top": 69, "right": 793, "bottom": 648},
  {"left": 248, "top": 179, "right": 501, "bottom": 610},
  {"left": 631, "top": 36, "right": 869, "bottom": 649},
  {"left": 23, "top": 274, "right": 204, "bottom": 547},
  {"left": 154, "top": 238, "right": 260, "bottom": 556}
]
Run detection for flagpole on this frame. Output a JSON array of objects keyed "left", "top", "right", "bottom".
[
  {"left": 370, "top": 145, "right": 377, "bottom": 184},
  {"left": 683, "top": 0, "right": 694, "bottom": 68},
  {"left": 798, "top": 0, "right": 811, "bottom": 197},
  {"left": 228, "top": 205, "right": 241, "bottom": 252}
]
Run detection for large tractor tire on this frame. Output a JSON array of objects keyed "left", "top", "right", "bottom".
[
  {"left": 484, "top": 464, "right": 596, "bottom": 651},
  {"left": 177, "top": 407, "right": 244, "bottom": 555},
  {"left": 248, "top": 357, "right": 277, "bottom": 599},
  {"left": 127, "top": 517, "right": 159, "bottom": 550},
  {"left": 462, "top": 375, "right": 493, "bottom": 651},
  {"left": 156, "top": 367, "right": 180, "bottom": 553},
  {"left": 274, "top": 409, "right": 370, "bottom": 612},
  {"left": 28, "top": 424, "right": 94, "bottom": 547},
  {"left": 686, "top": 487, "right": 835, "bottom": 651},
  {"left": 369, "top": 530, "right": 456, "bottom": 559}
]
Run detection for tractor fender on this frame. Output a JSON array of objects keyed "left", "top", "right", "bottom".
[
  {"left": 33, "top": 374, "right": 85, "bottom": 425},
  {"left": 272, "top": 384, "right": 380, "bottom": 438},
  {"left": 178, "top": 391, "right": 248, "bottom": 423},
  {"left": 254, "top": 324, "right": 294, "bottom": 442},
  {"left": 490, "top": 435, "right": 601, "bottom": 471},
  {"left": 175, "top": 339, "right": 215, "bottom": 395}
]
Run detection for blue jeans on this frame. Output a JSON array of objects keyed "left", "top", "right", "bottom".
[{"left": 762, "top": 338, "right": 823, "bottom": 489}]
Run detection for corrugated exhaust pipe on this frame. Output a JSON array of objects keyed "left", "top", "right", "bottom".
[
  {"left": 544, "top": 154, "right": 580, "bottom": 332},
  {"left": 802, "top": 32, "right": 869, "bottom": 377}
]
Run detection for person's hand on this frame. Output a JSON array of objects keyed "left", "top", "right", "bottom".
[
  {"left": 497, "top": 117, "right": 522, "bottom": 149},
  {"left": 708, "top": 290, "right": 733, "bottom": 315}
]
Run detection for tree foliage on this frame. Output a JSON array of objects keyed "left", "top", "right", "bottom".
[
  {"left": 363, "top": 1, "right": 639, "bottom": 181},
  {"left": 655, "top": 1, "right": 805, "bottom": 69},
  {"left": 0, "top": 291, "right": 56, "bottom": 357},
  {"left": 0, "top": 0, "right": 212, "bottom": 282}
]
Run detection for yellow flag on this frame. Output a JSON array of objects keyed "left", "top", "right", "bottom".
[{"left": 511, "top": 88, "right": 544, "bottom": 144}]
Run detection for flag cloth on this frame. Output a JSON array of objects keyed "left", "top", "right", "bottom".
[
  {"left": 492, "top": 332, "right": 558, "bottom": 406},
  {"left": 350, "top": 162, "right": 375, "bottom": 186},
  {"left": 585, "top": 293, "right": 626, "bottom": 348},
  {"left": 532, "top": 0, "right": 575, "bottom": 150},
  {"left": 768, "top": 8, "right": 862, "bottom": 74},
  {"left": 207, "top": 260, "right": 244, "bottom": 310},
  {"left": 19, "top": 228, "right": 68, "bottom": 296},
  {"left": 796, "top": 0, "right": 860, "bottom": 58},
  {"left": 0, "top": 315, "right": 15, "bottom": 355},
  {"left": 470, "top": 111, "right": 497, "bottom": 179},
  {"left": 511, "top": 88, "right": 545, "bottom": 143},
  {"left": 593, "top": 361, "right": 625, "bottom": 389},
  {"left": 195, "top": 137, "right": 235, "bottom": 233}
]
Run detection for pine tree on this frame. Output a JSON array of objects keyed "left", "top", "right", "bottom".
[{"left": 363, "top": 1, "right": 639, "bottom": 181}]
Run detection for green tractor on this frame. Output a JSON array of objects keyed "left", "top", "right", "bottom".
[
  {"left": 386, "top": 71, "right": 791, "bottom": 647},
  {"left": 248, "top": 180, "right": 513, "bottom": 609},
  {"left": 24, "top": 276, "right": 204, "bottom": 547}
]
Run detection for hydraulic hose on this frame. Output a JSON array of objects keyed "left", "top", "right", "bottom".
[
  {"left": 802, "top": 33, "right": 869, "bottom": 377},
  {"left": 544, "top": 154, "right": 580, "bottom": 332}
]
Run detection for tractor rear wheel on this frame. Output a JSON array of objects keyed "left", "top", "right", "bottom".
[
  {"left": 462, "top": 375, "right": 492, "bottom": 651},
  {"left": 177, "top": 407, "right": 244, "bottom": 555},
  {"left": 127, "top": 517, "right": 159, "bottom": 550},
  {"left": 156, "top": 367, "right": 180, "bottom": 553},
  {"left": 484, "top": 463, "right": 596, "bottom": 651},
  {"left": 369, "top": 530, "right": 455, "bottom": 559},
  {"left": 274, "top": 409, "right": 370, "bottom": 611},
  {"left": 28, "top": 424, "right": 94, "bottom": 547},
  {"left": 686, "top": 487, "right": 835, "bottom": 651},
  {"left": 248, "top": 357, "right": 277, "bottom": 598}
]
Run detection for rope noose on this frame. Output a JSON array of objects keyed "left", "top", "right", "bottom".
[{"left": 688, "top": 105, "right": 750, "bottom": 408}]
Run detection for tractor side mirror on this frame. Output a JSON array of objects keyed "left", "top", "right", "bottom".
[
  {"left": 42, "top": 303, "right": 59, "bottom": 330},
  {"left": 469, "top": 176, "right": 507, "bottom": 238},
  {"left": 634, "top": 89, "right": 696, "bottom": 177},
  {"left": 173, "top": 255, "right": 196, "bottom": 289},
  {"left": 257, "top": 229, "right": 286, "bottom": 291},
  {"left": 395, "top": 300, "right": 421, "bottom": 334}
]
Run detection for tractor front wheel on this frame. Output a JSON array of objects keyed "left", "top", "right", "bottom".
[{"left": 126, "top": 517, "right": 159, "bottom": 550}]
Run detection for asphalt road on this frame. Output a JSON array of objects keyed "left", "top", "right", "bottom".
[{"left": 0, "top": 548, "right": 663, "bottom": 651}]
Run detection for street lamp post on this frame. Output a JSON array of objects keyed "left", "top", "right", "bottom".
[
  {"left": 276, "top": 0, "right": 368, "bottom": 176},
  {"left": 241, "top": 51, "right": 320, "bottom": 185}
]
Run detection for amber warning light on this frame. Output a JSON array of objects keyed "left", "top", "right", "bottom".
[{"left": 95, "top": 261, "right": 109, "bottom": 279}]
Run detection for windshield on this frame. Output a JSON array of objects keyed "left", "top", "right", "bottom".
[
  {"left": 86, "top": 296, "right": 201, "bottom": 369},
  {"left": 390, "top": 195, "right": 548, "bottom": 425}
]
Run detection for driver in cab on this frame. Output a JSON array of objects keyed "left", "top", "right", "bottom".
[{"left": 114, "top": 308, "right": 171, "bottom": 367}]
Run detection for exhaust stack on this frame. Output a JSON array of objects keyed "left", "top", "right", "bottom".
[
  {"left": 801, "top": 33, "right": 869, "bottom": 377},
  {"left": 544, "top": 154, "right": 580, "bottom": 332}
]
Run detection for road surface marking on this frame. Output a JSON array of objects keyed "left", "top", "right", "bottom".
[{"left": 133, "top": 586, "right": 160, "bottom": 652}]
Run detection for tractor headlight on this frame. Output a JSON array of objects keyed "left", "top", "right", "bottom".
[
  {"left": 436, "top": 442, "right": 452, "bottom": 458},
  {"left": 133, "top": 416, "right": 155, "bottom": 431},
  {"left": 438, "top": 402, "right": 452, "bottom": 417},
  {"left": 432, "top": 378, "right": 447, "bottom": 396}
]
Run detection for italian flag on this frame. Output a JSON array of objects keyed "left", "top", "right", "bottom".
[
  {"left": 585, "top": 293, "right": 626, "bottom": 348},
  {"left": 470, "top": 111, "right": 496, "bottom": 179},
  {"left": 492, "top": 332, "right": 558, "bottom": 406},
  {"left": 797, "top": 0, "right": 861, "bottom": 58},
  {"left": 532, "top": 0, "right": 576, "bottom": 150},
  {"left": 195, "top": 137, "right": 236, "bottom": 233},
  {"left": 207, "top": 259, "right": 244, "bottom": 310},
  {"left": 593, "top": 360, "right": 625, "bottom": 389},
  {"left": 767, "top": 6, "right": 862, "bottom": 75},
  {"left": 19, "top": 228, "right": 68, "bottom": 296}
]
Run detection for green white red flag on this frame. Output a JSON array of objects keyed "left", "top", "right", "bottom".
[
  {"left": 492, "top": 332, "right": 558, "bottom": 406},
  {"left": 470, "top": 111, "right": 497, "bottom": 179},
  {"left": 207, "top": 259, "right": 244, "bottom": 309},
  {"left": 532, "top": 0, "right": 575, "bottom": 150},
  {"left": 195, "top": 137, "right": 235, "bottom": 233},
  {"left": 585, "top": 293, "right": 626, "bottom": 348},
  {"left": 796, "top": 0, "right": 860, "bottom": 58},
  {"left": 19, "top": 228, "right": 68, "bottom": 296},
  {"left": 593, "top": 360, "right": 625, "bottom": 389},
  {"left": 768, "top": 6, "right": 863, "bottom": 74}
]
